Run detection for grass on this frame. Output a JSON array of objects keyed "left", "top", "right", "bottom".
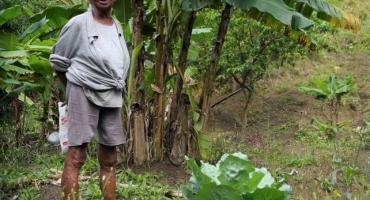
[
  {"left": 3, "top": 59, "right": 370, "bottom": 199},
  {"left": 0, "top": 139, "right": 176, "bottom": 200},
  {"left": 0, "top": 166, "right": 47, "bottom": 199},
  {"left": 216, "top": 18, "right": 370, "bottom": 198}
]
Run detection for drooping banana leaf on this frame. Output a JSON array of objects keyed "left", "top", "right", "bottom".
[
  {"left": 241, "top": 0, "right": 315, "bottom": 30},
  {"left": 20, "top": 5, "right": 85, "bottom": 43},
  {"left": 1, "top": 64, "right": 33, "bottom": 75},
  {"left": 28, "top": 55, "right": 53, "bottom": 78},
  {"left": 182, "top": 0, "right": 360, "bottom": 48},
  {"left": 296, "top": 0, "right": 361, "bottom": 33},
  {"left": 30, "top": 5, "right": 85, "bottom": 22},
  {"left": 0, "top": 6, "right": 22, "bottom": 26},
  {"left": 226, "top": 0, "right": 316, "bottom": 47},
  {"left": 0, "top": 50, "right": 29, "bottom": 58}
]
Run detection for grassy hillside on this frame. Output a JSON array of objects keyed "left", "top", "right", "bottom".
[{"left": 207, "top": 2, "right": 370, "bottom": 198}]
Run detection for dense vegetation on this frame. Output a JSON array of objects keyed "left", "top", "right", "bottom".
[{"left": 1, "top": 0, "right": 369, "bottom": 199}]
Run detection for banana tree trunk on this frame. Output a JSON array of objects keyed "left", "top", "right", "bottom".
[
  {"left": 199, "top": 3, "right": 233, "bottom": 131},
  {"left": 168, "top": 11, "right": 197, "bottom": 163},
  {"left": 13, "top": 97, "right": 21, "bottom": 147},
  {"left": 153, "top": 0, "right": 166, "bottom": 159},
  {"left": 169, "top": 93, "right": 190, "bottom": 165},
  {"left": 130, "top": 0, "right": 148, "bottom": 165}
]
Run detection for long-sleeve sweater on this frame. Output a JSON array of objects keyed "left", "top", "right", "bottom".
[{"left": 49, "top": 9, "right": 130, "bottom": 107}]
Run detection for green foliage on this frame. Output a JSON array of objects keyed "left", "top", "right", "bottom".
[
  {"left": 182, "top": 152, "right": 292, "bottom": 200},
  {"left": 17, "top": 187, "right": 41, "bottom": 199},
  {"left": 181, "top": 0, "right": 315, "bottom": 30},
  {"left": 112, "top": 0, "right": 133, "bottom": 26},
  {"left": 0, "top": 0, "right": 59, "bottom": 13},
  {"left": 311, "top": 118, "right": 348, "bottom": 137},
  {"left": 219, "top": 9, "right": 308, "bottom": 83},
  {"left": 0, "top": 5, "right": 84, "bottom": 136},
  {"left": 299, "top": 75, "right": 355, "bottom": 100},
  {"left": 296, "top": 74, "right": 370, "bottom": 197},
  {"left": 282, "top": 154, "right": 316, "bottom": 167},
  {"left": 0, "top": 166, "right": 48, "bottom": 199},
  {"left": 299, "top": 75, "right": 355, "bottom": 137},
  {"left": 0, "top": 6, "right": 28, "bottom": 27},
  {"left": 0, "top": 0, "right": 59, "bottom": 34}
]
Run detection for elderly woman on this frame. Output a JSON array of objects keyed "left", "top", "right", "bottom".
[{"left": 49, "top": 0, "right": 129, "bottom": 199}]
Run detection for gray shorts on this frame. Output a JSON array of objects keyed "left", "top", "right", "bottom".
[{"left": 66, "top": 82, "right": 126, "bottom": 146}]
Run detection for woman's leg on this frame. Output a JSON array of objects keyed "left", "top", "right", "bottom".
[
  {"left": 98, "top": 144, "right": 117, "bottom": 200},
  {"left": 61, "top": 144, "right": 88, "bottom": 200}
]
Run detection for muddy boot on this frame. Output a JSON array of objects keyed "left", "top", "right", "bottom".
[
  {"left": 98, "top": 144, "right": 117, "bottom": 200},
  {"left": 62, "top": 144, "right": 87, "bottom": 200}
]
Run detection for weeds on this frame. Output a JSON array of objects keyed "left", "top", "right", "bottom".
[
  {"left": 1, "top": 155, "right": 175, "bottom": 199},
  {"left": 17, "top": 187, "right": 41, "bottom": 199},
  {"left": 0, "top": 166, "right": 47, "bottom": 199},
  {"left": 0, "top": 133, "right": 176, "bottom": 199},
  {"left": 206, "top": 132, "right": 247, "bottom": 164},
  {"left": 283, "top": 154, "right": 316, "bottom": 167}
]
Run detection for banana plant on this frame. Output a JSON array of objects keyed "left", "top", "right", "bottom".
[
  {"left": 0, "top": 5, "right": 85, "bottom": 139},
  {"left": 299, "top": 75, "right": 355, "bottom": 137},
  {"left": 1, "top": 5, "right": 85, "bottom": 105},
  {"left": 112, "top": 0, "right": 214, "bottom": 162},
  {"left": 299, "top": 75, "right": 355, "bottom": 99},
  {"left": 0, "top": 6, "right": 34, "bottom": 27},
  {"left": 152, "top": 0, "right": 216, "bottom": 161}
]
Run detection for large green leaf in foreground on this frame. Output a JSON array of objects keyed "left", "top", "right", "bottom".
[
  {"left": 0, "top": 33, "right": 19, "bottom": 51},
  {"left": 182, "top": 152, "right": 292, "bottom": 200}
]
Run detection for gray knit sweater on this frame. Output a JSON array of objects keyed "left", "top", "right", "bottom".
[{"left": 50, "top": 10, "right": 130, "bottom": 106}]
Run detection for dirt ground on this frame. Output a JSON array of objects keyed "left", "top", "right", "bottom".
[{"left": 40, "top": 52, "right": 370, "bottom": 199}]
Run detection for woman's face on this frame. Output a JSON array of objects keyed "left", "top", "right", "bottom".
[{"left": 90, "top": 0, "right": 115, "bottom": 11}]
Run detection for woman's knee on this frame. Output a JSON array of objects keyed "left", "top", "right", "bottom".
[
  {"left": 98, "top": 144, "right": 117, "bottom": 168},
  {"left": 67, "top": 145, "right": 88, "bottom": 168}
]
